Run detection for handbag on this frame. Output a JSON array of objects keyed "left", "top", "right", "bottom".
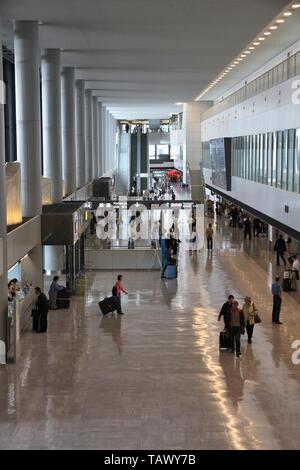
[
  {"left": 254, "top": 312, "right": 262, "bottom": 324},
  {"left": 240, "top": 326, "right": 245, "bottom": 335}
]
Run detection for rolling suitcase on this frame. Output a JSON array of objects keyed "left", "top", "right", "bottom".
[
  {"left": 57, "top": 289, "right": 70, "bottom": 309},
  {"left": 165, "top": 264, "right": 177, "bottom": 279},
  {"left": 282, "top": 270, "right": 292, "bottom": 291},
  {"left": 99, "top": 296, "right": 118, "bottom": 315},
  {"left": 219, "top": 330, "right": 230, "bottom": 350}
]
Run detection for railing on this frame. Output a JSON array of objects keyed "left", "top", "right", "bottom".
[{"left": 203, "top": 50, "right": 300, "bottom": 121}]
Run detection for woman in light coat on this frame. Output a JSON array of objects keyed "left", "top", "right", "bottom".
[{"left": 242, "top": 296, "right": 258, "bottom": 344}]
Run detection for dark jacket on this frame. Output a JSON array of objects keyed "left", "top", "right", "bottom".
[
  {"left": 274, "top": 238, "right": 286, "bottom": 253},
  {"left": 36, "top": 293, "right": 49, "bottom": 314},
  {"left": 218, "top": 302, "right": 232, "bottom": 329}
]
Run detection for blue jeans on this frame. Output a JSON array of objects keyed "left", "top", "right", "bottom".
[{"left": 230, "top": 326, "right": 241, "bottom": 354}]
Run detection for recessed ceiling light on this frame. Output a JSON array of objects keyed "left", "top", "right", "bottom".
[
  {"left": 245, "top": 50, "right": 251, "bottom": 54},
  {"left": 253, "top": 42, "right": 260, "bottom": 46},
  {"left": 283, "top": 11, "right": 292, "bottom": 16},
  {"left": 249, "top": 46, "right": 255, "bottom": 50},
  {"left": 264, "top": 31, "right": 271, "bottom": 36},
  {"left": 258, "top": 37, "right": 266, "bottom": 40},
  {"left": 175, "top": 102, "right": 183, "bottom": 105},
  {"left": 270, "top": 26, "right": 278, "bottom": 30},
  {"left": 292, "top": 3, "right": 300, "bottom": 8},
  {"left": 237, "top": 58, "right": 243, "bottom": 61},
  {"left": 241, "top": 54, "right": 247, "bottom": 58},
  {"left": 234, "top": 61, "right": 239, "bottom": 64},
  {"left": 276, "top": 18, "right": 285, "bottom": 23}
]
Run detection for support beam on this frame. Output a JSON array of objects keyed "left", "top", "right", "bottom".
[
  {"left": 75, "top": 80, "right": 86, "bottom": 188},
  {"left": 61, "top": 67, "right": 76, "bottom": 195}
]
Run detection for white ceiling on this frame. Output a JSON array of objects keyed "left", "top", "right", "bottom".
[{"left": 0, "top": 0, "right": 293, "bottom": 119}]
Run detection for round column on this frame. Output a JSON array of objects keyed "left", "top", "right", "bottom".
[
  {"left": 41, "top": 49, "right": 62, "bottom": 203},
  {"left": 61, "top": 67, "right": 76, "bottom": 196},
  {"left": 98, "top": 102, "right": 103, "bottom": 176},
  {"left": 14, "top": 20, "right": 42, "bottom": 216},
  {"left": 0, "top": 23, "right": 8, "bottom": 363},
  {"left": 75, "top": 80, "right": 86, "bottom": 189},
  {"left": 92, "top": 96, "right": 99, "bottom": 179},
  {"left": 85, "top": 90, "right": 93, "bottom": 183}
]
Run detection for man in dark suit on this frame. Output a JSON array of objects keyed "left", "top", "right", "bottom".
[{"left": 35, "top": 287, "right": 49, "bottom": 333}]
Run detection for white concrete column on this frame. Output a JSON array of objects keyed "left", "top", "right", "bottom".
[
  {"left": 75, "top": 80, "right": 86, "bottom": 188},
  {"left": 183, "top": 101, "right": 212, "bottom": 197},
  {"left": 14, "top": 20, "right": 42, "bottom": 217},
  {"left": 41, "top": 49, "right": 62, "bottom": 203},
  {"left": 102, "top": 105, "right": 107, "bottom": 174},
  {"left": 61, "top": 67, "right": 76, "bottom": 196},
  {"left": 92, "top": 96, "right": 99, "bottom": 179},
  {"left": 85, "top": 90, "right": 93, "bottom": 183},
  {"left": 0, "top": 25, "right": 8, "bottom": 364},
  {"left": 98, "top": 102, "right": 103, "bottom": 176}
]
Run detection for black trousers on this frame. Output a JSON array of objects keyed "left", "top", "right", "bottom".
[
  {"left": 244, "top": 229, "right": 252, "bottom": 240},
  {"left": 272, "top": 295, "right": 282, "bottom": 323},
  {"left": 276, "top": 251, "right": 286, "bottom": 266},
  {"left": 116, "top": 295, "right": 122, "bottom": 314},
  {"left": 40, "top": 311, "right": 48, "bottom": 332},
  {"left": 246, "top": 322, "right": 254, "bottom": 341},
  {"left": 207, "top": 237, "right": 213, "bottom": 250}
]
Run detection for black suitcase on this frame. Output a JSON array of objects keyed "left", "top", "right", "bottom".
[
  {"left": 31, "top": 309, "right": 40, "bottom": 332},
  {"left": 219, "top": 330, "right": 230, "bottom": 349},
  {"left": 99, "top": 296, "right": 118, "bottom": 315},
  {"left": 57, "top": 289, "right": 70, "bottom": 309},
  {"left": 282, "top": 278, "right": 292, "bottom": 292}
]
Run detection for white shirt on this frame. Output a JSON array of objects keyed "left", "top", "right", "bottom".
[{"left": 292, "top": 259, "right": 299, "bottom": 271}]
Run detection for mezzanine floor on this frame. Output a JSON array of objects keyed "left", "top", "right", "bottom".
[{"left": 0, "top": 219, "right": 300, "bottom": 450}]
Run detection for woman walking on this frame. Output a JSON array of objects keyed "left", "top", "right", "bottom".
[{"left": 242, "top": 296, "right": 258, "bottom": 344}]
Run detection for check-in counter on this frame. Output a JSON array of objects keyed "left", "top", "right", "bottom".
[{"left": 85, "top": 248, "right": 162, "bottom": 270}]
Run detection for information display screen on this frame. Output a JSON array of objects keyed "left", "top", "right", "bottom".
[{"left": 210, "top": 138, "right": 231, "bottom": 191}]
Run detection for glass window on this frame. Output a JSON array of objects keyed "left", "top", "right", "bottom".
[
  {"left": 256, "top": 134, "right": 261, "bottom": 182},
  {"left": 296, "top": 52, "right": 300, "bottom": 75},
  {"left": 287, "top": 129, "right": 295, "bottom": 192},
  {"left": 157, "top": 145, "right": 169, "bottom": 157},
  {"left": 149, "top": 145, "right": 156, "bottom": 160},
  {"left": 249, "top": 135, "right": 253, "bottom": 181},
  {"left": 289, "top": 55, "right": 296, "bottom": 78},
  {"left": 252, "top": 135, "right": 258, "bottom": 182},
  {"left": 276, "top": 131, "right": 283, "bottom": 188},
  {"left": 281, "top": 130, "right": 288, "bottom": 190},
  {"left": 295, "top": 129, "right": 300, "bottom": 193},
  {"left": 267, "top": 133, "right": 273, "bottom": 186},
  {"left": 246, "top": 135, "right": 251, "bottom": 180}
]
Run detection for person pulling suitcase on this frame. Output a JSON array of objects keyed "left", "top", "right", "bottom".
[{"left": 113, "top": 275, "right": 128, "bottom": 315}]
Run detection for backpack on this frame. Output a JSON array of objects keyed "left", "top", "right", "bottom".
[{"left": 112, "top": 285, "right": 117, "bottom": 296}]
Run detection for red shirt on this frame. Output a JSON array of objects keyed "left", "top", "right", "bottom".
[{"left": 115, "top": 280, "right": 126, "bottom": 295}]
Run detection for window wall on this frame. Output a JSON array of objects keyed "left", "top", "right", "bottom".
[{"left": 232, "top": 128, "right": 300, "bottom": 194}]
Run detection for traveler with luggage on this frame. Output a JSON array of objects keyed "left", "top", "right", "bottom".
[
  {"left": 229, "top": 300, "right": 245, "bottom": 357},
  {"left": 271, "top": 275, "right": 283, "bottom": 324},
  {"left": 218, "top": 295, "right": 234, "bottom": 331},
  {"left": 274, "top": 235, "right": 287, "bottom": 267},
  {"left": 48, "top": 276, "right": 65, "bottom": 310},
  {"left": 242, "top": 296, "right": 259, "bottom": 344},
  {"left": 35, "top": 287, "right": 49, "bottom": 333},
  {"left": 114, "top": 275, "right": 128, "bottom": 315},
  {"left": 205, "top": 223, "right": 214, "bottom": 250}
]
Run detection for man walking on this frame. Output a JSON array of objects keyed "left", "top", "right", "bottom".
[
  {"left": 114, "top": 275, "right": 128, "bottom": 315},
  {"left": 218, "top": 295, "right": 234, "bottom": 331},
  {"left": 244, "top": 217, "right": 252, "bottom": 240},
  {"left": 274, "top": 235, "right": 287, "bottom": 266},
  {"left": 205, "top": 223, "right": 214, "bottom": 250},
  {"left": 35, "top": 287, "right": 49, "bottom": 333},
  {"left": 272, "top": 275, "right": 283, "bottom": 324}
]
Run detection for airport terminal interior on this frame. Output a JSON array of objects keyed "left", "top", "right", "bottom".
[{"left": 1, "top": 0, "right": 300, "bottom": 451}]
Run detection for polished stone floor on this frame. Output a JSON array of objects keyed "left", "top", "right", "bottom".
[{"left": 1, "top": 218, "right": 300, "bottom": 450}]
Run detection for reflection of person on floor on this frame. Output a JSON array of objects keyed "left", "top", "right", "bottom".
[
  {"left": 219, "top": 353, "right": 245, "bottom": 409},
  {"left": 99, "top": 315, "right": 123, "bottom": 354},
  {"left": 161, "top": 278, "right": 178, "bottom": 309}
]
